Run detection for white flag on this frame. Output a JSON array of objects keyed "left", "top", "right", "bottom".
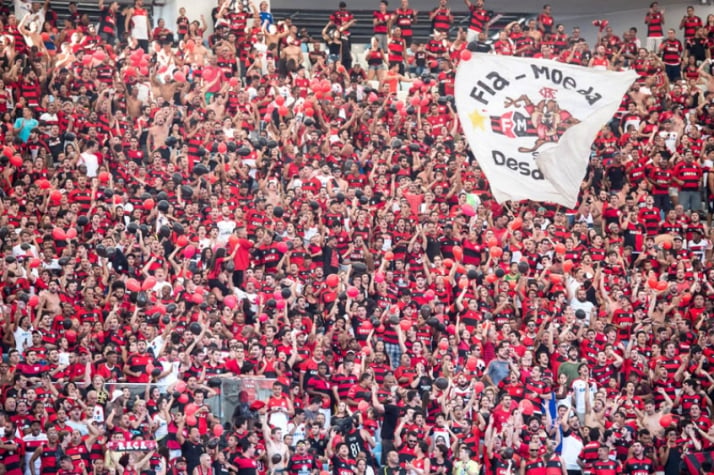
[{"left": 455, "top": 53, "right": 637, "bottom": 208}]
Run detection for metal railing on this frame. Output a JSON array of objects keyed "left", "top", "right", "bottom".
[{"left": 105, "top": 377, "right": 277, "bottom": 423}]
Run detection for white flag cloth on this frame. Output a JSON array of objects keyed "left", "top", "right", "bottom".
[{"left": 455, "top": 53, "right": 637, "bottom": 207}]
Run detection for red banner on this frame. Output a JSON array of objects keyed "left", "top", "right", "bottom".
[{"left": 106, "top": 440, "right": 157, "bottom": 452}]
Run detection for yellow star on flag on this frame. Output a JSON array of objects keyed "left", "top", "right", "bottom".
[{"left": 469, "top": 109, "right": 487, "bottom": 130}]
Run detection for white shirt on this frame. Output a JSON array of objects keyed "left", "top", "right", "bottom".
[
  {"left": 216, "top": 219, "right": 237, "bottom": 244},
  {"left": 23, "top": 432, "right": 48, "bottom": 475},
  {"left": 561, "top": 429, "right": 584, "bottom": 470},
  {"left": 14, "top": 326, "right": 33, "bottom": 356},
  {"left": 78, "top": 151, "right": 99, "bottom": 177},
  {"left": 571, "top": 378, "right": 596, "bottom": 414}
]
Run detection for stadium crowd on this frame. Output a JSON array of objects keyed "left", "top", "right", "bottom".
[{"left": 0, "top": 1, "right": 714, "bottom": 475}]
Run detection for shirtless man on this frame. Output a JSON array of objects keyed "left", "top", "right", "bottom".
[
  {"left": 261, "top": 413, "right": 290, "bottom": 464},
  {"left": 37, "top": 279, "right": 62, "bottom": 317},
  {"left": 146, "top": 106, "right": 174, "bottom": 153},
  {"left": 126, "top": 85, "right": 143, "bottom": 119},
  {"left": 635, "top": 398, "right": 672, "bottom": 438},
  {"left": 281, "top": 41, "right": 303, "bottom": 73}
]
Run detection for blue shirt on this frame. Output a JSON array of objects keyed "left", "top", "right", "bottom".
[
  {"left": 13, "top": 118, "right": 39, "bottom": 142},
  {"left": 260, "top": 11, "right": 274, "bottom": 26}
]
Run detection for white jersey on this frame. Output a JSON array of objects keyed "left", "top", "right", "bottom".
[
  {"left": 130, "top": 8, "right": 149, "bottom": 40},
  {"left": 23, "top": 433, "right": 48, "bottom": 475}
]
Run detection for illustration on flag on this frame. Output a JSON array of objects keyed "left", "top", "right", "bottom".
[{"left": 455, "top": 53, "right": 637, "bottom": 207}]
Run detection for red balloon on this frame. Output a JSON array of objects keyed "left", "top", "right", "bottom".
[
  {"left": 126, "top": 279, "right": 141, "bottom": 292},
  {"left": 50, "top": 190, "right": 63, "bottom": 202},
  {"left": 424, "top": 289, "right": 435, "bottom": 301},
  {"left": 213, "top": 424, "right": 224, "bottom": 437},
  {"left": 554, "top": 243, "right": 566, "bottom": 254},
  {"left": 28, "top": 295, "right": 39, "bottom": 307},
  {"left": 177, "top": 235, "right": 189, "bottom": 247},
  {"left": 143, "top": 198, "right": 155, "bottom": 210},
  {"left": 648, "top": 277, "right": 659, "bottom": 289},
  {"left": 29, "top": 258, "right": 41, "bottom": 268},
  {"left": 139, "top": 66, "right": 149, "bottom": 76},
  {"left": 175, "top": 381, "right": 187, "bottom": 393},
  {"left": 409, "top": 96, "right": 421, "bottom": 107},
  {"left": 487, "top": 237, "right": 499, "bottom": 248},
  {"left": 346, "top": 286, "right": 360, "bottom": 299},
  {"left": 229, "top": 77, "right": 239, "bottom": 87},
  {"left": 275, "top": 95, "right": 285, "bottom": 106},
  {"left": 10, "top": 155, "right": 23, "bottom": 167},
  {"left": 276, "top": 299, "right": 286, "bottom": 310},
  {"left": 659, "top": 413, "right": 674, "bottom": 428},
  {"left": 142, "top": 276, "right": 157, "bottom": 291},
  {"left": 326, "top": 274, "right": 339, "bottom": 288},
  {"left": 52, "top": 228, "right": 66, "bottom": 241},
  {"left": 452, "top": 246, "right": 463, "bottom": 262},
  {"left": 458, "top": 276, "right": 469, "bottom": 289},
  {"left": 224, "top": 295, "right": 237, "bottom": 309},
  {"left": 563, "top": 259, "right": 574, "bottom": 273},
  {"left": 486, "top": 273, "right": 498, "bottom": 284},
  {"left": 438, "top": 340, "right": 449, "bottom": 350},
  {"left": 185, "top": 403, "right": 198, "bottom": 416},
  {"left": 185, "top": 414, "right": 197, "bottom": 426},
  {"left": 276, "top": 242, "right": 288, "bottom": 253},
  {"left": 177, "top": 394, "right": 189, "bottom": 404},
  {"left": 304, "top": 107, "right": 315, "bottom": 117},
  {"left": 384, "top": 251, "right": 394, "bottom": 261},
  {"left": 217, "top": 142, "right": 227, "bottom": 154},
  {"left": 657, "top": 281, "right": 669, "bottom": 291},
  {"left": 461, "top": 204, "right": 475, "bottom": 217},
  {"left": 278, "top": 106, "right": 289, "bottom": 117},
  {"left": 374, "top": 272, "right": 385, "bottom": 283},
  {"left": 662, "top": 240, "right": 672, "bottom": 250},
  {"left": 98, "top": 171, "right": 110, "bottom": 183},
  {"left": 36, "top": 178, "right": 51, "bottom": 190},
  {"left": 509, "top": 217, "right": 523, "bottom": 230},
  {"left": 183, "top": 245, "right": 197, "bottom": 259},
  {"left": 442, "top": 258, "right": 453, "bottom": 269},
  {"left": 465, "top": 356, "right": 477, "bottom": 371},
  {"left": 66, "top": 228, "right": 77, "bottom": 240},
  {"left": 550, "top": 274, "right": 563, "bottom": 284},
  {"left": 460, "top": 49, "right": 472, "bottom": 61},
  {"left": 173, "top": 71, "right": 186, "bottom": 82},
  {"left": 490, "top": 247, "right": 503, "bottom": 259},
  {"left": 519, "top": 399, "right": 535, "bottom": 416},
  {"left": 473, "top": 381, "right": 485, "bottom": 393}
]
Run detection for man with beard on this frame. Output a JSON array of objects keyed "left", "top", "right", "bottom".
[
  {"left": 123, "top": 339, "right": 155, "bottom": 384},
  {"left": 29, "top": 427, "right": 70, "bottom": 475},
  {"left": 544, "top": 439, "right": 567, "bottom": 475},
  {"left": 622, "top": 441, "right": 654, "bottom": 475},
  {"left": 560, "top": 412, "right": 584, "bottom": 475},
  {"left": 37, "top": 279, "right": 62, "bottom": 319},
  {"left": 287, "top": 440, "right": 317, "bottom": 475}
]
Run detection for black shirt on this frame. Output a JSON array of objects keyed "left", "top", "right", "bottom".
[
  {"left": 380, "top": 404, "right": 399, "bottom": 440},
  {"left": 181, "top": 440, "right": 205, "bottom": 475}
]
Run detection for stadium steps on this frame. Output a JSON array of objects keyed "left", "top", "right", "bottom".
[{"left": 271, "top": 7, "right": 534, "bottom": 45}]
